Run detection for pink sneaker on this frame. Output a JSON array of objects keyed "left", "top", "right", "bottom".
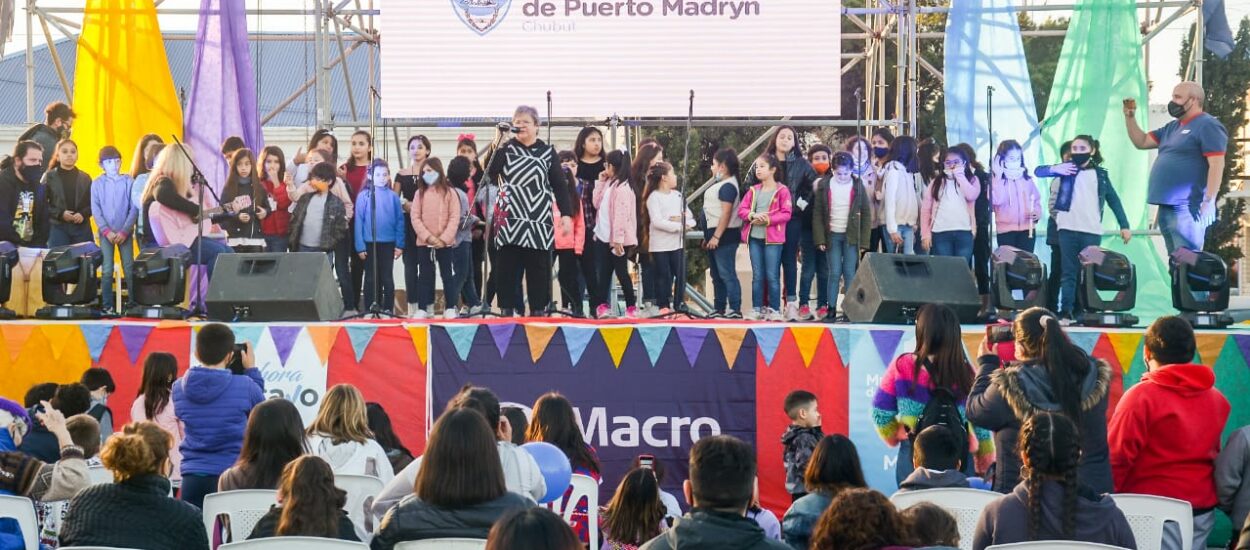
[
  {"left": 798, "top": 305, "right": 812, "bottom": 320},
  {"left": 816, "top": 306, "right": 830, "bottom": 320},
  {"left": 596, "top": 304, "right": 612, "bottom": 318},
  {"left": 625, "top": 306, "right": 638, "bottom": 318},
  {"left": 658, "top": 307, "right": 673, "bottom": 316}
]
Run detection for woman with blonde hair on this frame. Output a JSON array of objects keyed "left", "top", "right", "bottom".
[
  {"left": 306, "top": 384, "right": 394, "bottom": 483},
  {"left": 139, "top": 143, "right": 234, "bottom": 279},
  {"left": 60, "top": 422, "right": 209, "bottom": 550}
]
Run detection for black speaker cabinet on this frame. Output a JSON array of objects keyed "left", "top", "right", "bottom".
[
  {"left": 843, "top": 253, "right": 981, "bottom": 324},
  {"left": 206, "top": 253, "right": 344, "bottom": 322}
]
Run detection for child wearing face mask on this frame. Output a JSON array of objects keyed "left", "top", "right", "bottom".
[
  {"left": 355, "top": 159, "right": 405, "bottom": 315},
  {"left": 990, "top": 140, "right": 1042, "bottom": 253},
  {"left": 91, "top": 146, "right": 138, "bottom": 314},
  {"left": 409, "top": 158, "right": 461, "bottom": 319},
  {"left": 813, "top": 150, "right": 873, "bottom": 321},
  {"left": 1035, "top": 135, "right": 1132, "bottom": 319}
]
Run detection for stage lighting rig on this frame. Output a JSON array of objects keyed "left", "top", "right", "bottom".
[
  {"left": 1076, "top": 246, "right": 1138, "bottom": 328},
  {"left": 36, "top": 242, "right": 103, "bottom": 320},
  {"left": 991, "top": 246, "right": 1046, "bottom": 316},
  {"left": 125, "top": 245, "right": 192, "bottom": 320},
  {"left": 0, "top": 242, "right": 18, "bottom": 319},
  {"left": 1170, "top": 247, "right": 1234, "bottom": 329}
]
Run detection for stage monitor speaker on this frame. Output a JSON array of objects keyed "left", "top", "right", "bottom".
[
  {"left": 843, "top": 253, "right": 981, "bottom": 324},
  {"left": 206, "top": 253, "right": 344, "bottom": 322}
]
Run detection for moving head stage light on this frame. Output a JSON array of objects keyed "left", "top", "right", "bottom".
[
  {"left": 991, "top": 246, "right": 1046, "bottom": 316},
  {"left": 125, "top": 245, "right": 192, "bottom": 320},
  {"left": 36, "top": 242, "right": 103, "bottom": 320},
  {"left": 1077, "top": 246, "right": 1138, "bottom": 328},
  {"left": 1170, "top": 247, "right": 1233, "bottom": 329}
]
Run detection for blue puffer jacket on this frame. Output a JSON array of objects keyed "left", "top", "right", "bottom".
[{"left": 172, "top": 367, "right": 265, "bottom": 476}]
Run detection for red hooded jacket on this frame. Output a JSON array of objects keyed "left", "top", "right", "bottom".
[{"left": 1108, "top": 363, "right": 1230, "bottom": 508}]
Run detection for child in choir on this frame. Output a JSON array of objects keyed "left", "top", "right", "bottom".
[
  {"left": 446, "top": 157, "right": 482, "bottom": 317},
  {"left": 91, "top": 146, "right": 137, "bottom": 314},
  {"left": 738, "top": 154, "right": 793, "bottom": 321},
  {"left": 555, "top": 151, "right": 586, "bottom": 316},
  {"left": 46, "top": 139, "right": 93, "bottom": 248},
  {"left": 642, "top": 161, "right": 694, "bottom": 315},
  {"left": 991, "top": 140, "right": 1041, "bottom": 252},
  {"left": 812, "top": 150, "right": 872, "bottom": 321},
  {"left": 355, "top": 159, "right": 404, "bottom": 315},
  {"left": 591, "top": 150, "right": 637, "bottom": 319}
]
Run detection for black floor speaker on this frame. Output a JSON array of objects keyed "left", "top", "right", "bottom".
[
  {"left": 206, "top": 253, "right": 344, "bottom": 322},
  {"left": 843, "top": 253, "right": 981, "bottom": 324}
]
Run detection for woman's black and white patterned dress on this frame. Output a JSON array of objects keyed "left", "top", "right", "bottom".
[{"left": 487, "top": 138, "right": 570, "bottom": 250}]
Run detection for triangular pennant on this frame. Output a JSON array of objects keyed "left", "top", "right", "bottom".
[
  {"left": 525, "top": 325, "right": 559, "bottom": 363},
  {"left": 80, "top": 324, "right": 115, "bottom": 363},
  {"left": 444, "top": 325, "right": 479, "bottom": 362},
  {"left": 831, "top": 328, "right": 851, "bottom": 361},
  {"left": 230, "top": 325, "right": 266, "bottom": 352},
  {"left": 675, "top": 328, "right": 710, "bottom": 366},
  {"left": 1195, "top": 333, "right": 1228, "bottom": 367},
  {"left": 1234, "top": 335, "right": 1250, "bottom": 370},
  {"left": 600, "top": 327, "right": 634, "bottom": 368},
  {"left": 40, "top": 324, "right": 82, "bottom": 361},
  {"left": 269, "top": 326, "right": 303, "bottom": 366},
  {"left": 488, "top": 324, "right": 516, "bottom": 358},
  {"left": 562, "top": 326, "right": 596, "bottom": 366},
  {"left": 118, "top": 324, "right": 155, "bottom": 364},
  {"left": 345, "top": 325, "right": 380, "bottom": 363},
  {"left": 961, "top": 332, "right": 984, "bottom": 362},
  {"left": 790, "top": 327, "right": 827, "bottom": 367},
  {"left": 306, "top": 325, "right": 341, "bottom": 365},
  {"left": 714, "top": 327, "right": 747, "bottom": 369},
  {"left": 2, "top": 325, "right": 35, "bottom": 363},
  {"left": 1067, "top": 331, "right": 1102, "bottom": 355},
  {"left": 871, "top": 330, "right": 906, "bottom": 368},
  {"left": 753, "top": 327, "right": 785, "bottom": 366},
  {"left": 1107, "top": 333, "right": 1143, "bottom": 375},
  {"left": 636, "top": 326, "right": 672, "bottom": 366},
  {"left": 408, "top": 326, "right": 429, "bottom": 366}
]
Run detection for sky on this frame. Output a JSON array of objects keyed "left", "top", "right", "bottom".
[{"left": 2, "top": 0, "right": 1246, "bottom": 109}]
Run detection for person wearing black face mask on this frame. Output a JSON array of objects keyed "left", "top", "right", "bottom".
[
  {"left": 0, "top": 140, "right": 51, "bottom": 248},
  {"left": 1123, "top": 82, "right": 1228, "bottom": 256}
]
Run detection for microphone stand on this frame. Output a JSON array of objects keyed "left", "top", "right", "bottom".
[
  {"left": 659, "top": 90, "right": 706, "bottom": 320},
  {"left": 470, "top": 125, "right": 513, "bottom": 319},
  {"left": 854, "top": 87, "right": 863, "bottom": 139},
  {"left": 544, "top": 90, "right": 570, "bottom": 317},
  {"left": 170, "top": 134, "right": 224, "bottom": 321},
  {"left": 348, "top": 85, "right": 399, "bottom": 320}
]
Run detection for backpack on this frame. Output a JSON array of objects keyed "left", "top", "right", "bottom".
[{"left": 911, "top": 357, "right": 970, "bottom": 464}]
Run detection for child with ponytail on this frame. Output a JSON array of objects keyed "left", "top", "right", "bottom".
[
  {"left": 555, "top": 151, "right": 587, "bottom": 316},
  {"left": 642, "top": 161, "right": 694, "bottom": 315},
  {"left": 591, "top": 150, "right": 637, "bottom": 318}
]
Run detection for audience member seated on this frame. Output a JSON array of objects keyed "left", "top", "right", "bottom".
[
  {"left": 0, "top": 405, "right": 94, "bottom": 501},
  {"left": 22, "top": 384, "right": 56, "bottom": 410},
  {"left": 59, "top": 421, "right": 209, "bottom": 550},
  {"left": 21, "top": 383, "right": 91, "bottom": 463},
  {"left": 902, "top": 502, "right": 960, "bottom": 550},
  {"left": 130, "top": 353, "right": 183, "bottom": 486},
  {"left": 486, "top": 507, "right": 582, "bottom": 550},
  {"left": 371, "top": 408, "right": 532, "bottom": 549},
  {"left": 898, "top": 425, "right": 971, "bottom": 493},
  {"left": 501, "top": 406, "right": 528, "bottom": 446},
  {"left": 0, "top": 398, "right": 29, "bottom": 452},
  {"left": 1218, "top": 422, "right": 1250, "bottom": 549},
  {"left": 247, "top": 455, "right": 360, "bottom": 541},
  {"left": 366, "top": 403, "right": 414, "bottom": 473},
  {"left": 808, "top": 488, "right": 914, "bottom": 550},
  {"left": 218, "top": 399, "right": 307, "bottom": 491},
  {"left": 526, "top": 392, "right": 603, "bottom": 544},
  {"left": 373, "top": 385, "right": 545, "bottom": 517},
  {"left": 632, "top": 455, "right": 683, "bottom": 520},
  {"left": 601, "top": 467, "right": 670, "bottom": 549},
  {"left": 967, "top": 307, "right": 1114, "bottom": 494},
  {"left": 307, "top": 385, "right": 394, "bottom": 483},
  {"left": 782, "top": 434, "right": 867, "bottom": 549},
  {"left": 639, "top": 435, "right": 788, "bottom": 550},
  {"left": 80, "top": 367, "right": 116, "bottom": 442},
  {"left": 748, "top": 480, "right": 782, "bottom": 541},
  {"left": 31, "top": 413, "right": 102, "bottom": 549},
  {"left": 972, "top": 412, "right": 1136, "bottom": 550},
  {"left": 1109, "top": 315, "right": 1229, "bottom": 550}
]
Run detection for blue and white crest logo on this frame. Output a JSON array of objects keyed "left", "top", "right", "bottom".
[{"left": 452, "top": 0, "right": 511, "bottom": 36}]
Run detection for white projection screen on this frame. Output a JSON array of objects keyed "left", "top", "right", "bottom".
[{"left": 380, "top": 0, "right": 842, "bottom": 119}]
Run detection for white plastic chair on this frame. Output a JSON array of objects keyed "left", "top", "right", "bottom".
[
  {"left": 545, "top": 474, "right": 599, "bottom": 550},
  {"left": 218, "top": 537, "right": 368, "bottom": 549},
  {"left": 1109, "top": 493, "right": 1193, "bottom": 550},
  {"left": 890, "top": 488, "right": 1000, "bottom": 550},
  {"left": 202, "top": 489, "right": 278, "bottom": 549},
  {"left": 394, "top": 539, "right": 487, "bottom": 550},
  {"left": 86, "top": 465, "right": 113, "bottom": 485},
  {"left": 0, "top": 495, "right": 38, "bottom": 550},
  {"left": 334, "top": 474, "right": 384, "bottom": 541},
  {"left": 988, "top": 543, "right": 1129, "bottom": 549}
]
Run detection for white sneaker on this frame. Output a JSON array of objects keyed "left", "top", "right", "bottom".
[
  {"left": 783, "top": 302, "right": 800, "bottom": 321},
  {"left": 341, "top": 309, "right": 358, "bottom": 319},
  {"left": 444, "top": 309, "right": 458, "bottom": 320},
  {"left": 413, "top": 309, "right": 429, "bottom": 320},
  {"left": 766, "top": 308, "right": 785, "bottom": 322},
  {"left": 406, "top": 304, "right": 420, "bottom": 319}
]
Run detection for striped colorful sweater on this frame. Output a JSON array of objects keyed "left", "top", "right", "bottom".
[{"left": 871, "top": 353, "right": 994, "bottom": 458}]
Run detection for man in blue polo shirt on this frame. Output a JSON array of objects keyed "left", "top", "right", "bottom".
[{"left": 1123, "top": 82, "right": 1227, "bottom": 255}]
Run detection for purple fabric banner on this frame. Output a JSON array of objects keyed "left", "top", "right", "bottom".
[{"left": 184, "top": 0, "right": 262, "bottom": 193}]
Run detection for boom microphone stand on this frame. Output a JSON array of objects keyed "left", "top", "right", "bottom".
[
  {"left": 170, "top": 134, "right": 224, "bottom": 321},
  {"left": 348, "top": 86, "right": 399, "bottom": 320},
  {"left": 658, "top": 90, "right": 706, "bottom": 320}
]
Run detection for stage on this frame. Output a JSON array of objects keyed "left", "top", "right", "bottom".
[{"left": 5, "top": 318, "right": 1250, "bottom": 517}]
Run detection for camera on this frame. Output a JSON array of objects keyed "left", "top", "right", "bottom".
[
  {"left": 638, "top": 454, "right": 654, "bottom": 470},
  {"left": 986, "top": 324, "right": 1014, "bottom": 344},
  {"left": 227, "top": 343, "right": 248, "bottom": 375}
]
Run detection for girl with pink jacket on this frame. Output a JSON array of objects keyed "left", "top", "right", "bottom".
[
  {"left": 990, "top": 140, "right": 1042, "bottom": 252},
  {"left": 738, "top": 154, "right": 793, "bottom": 320},
  {"left": 591, "top": 150, "right": 638, "bottom": 318},
  {"left": 410, "top": 158, "right": 461, "bottom": 318},
  {"left": 920, "top": 148, "right": 981, "bottom": 267}
]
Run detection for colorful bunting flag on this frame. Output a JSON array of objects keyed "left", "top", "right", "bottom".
[
  {"left": 269, "top": 326, "right": 302, "bottom": 366},
  {"left": 753, "top": 327, "right": 785, "bottom": 366},
  {"left": 488, "top": 324, "right": 516, "bottom": 359},
  {"left": 790, "top": 327, "right": 826, "bottom": 367},
  {"left": 600, "top": 327, "right": 633, "bottom": 368},
  {"left": 871, "top": 330, "right": 905, "bottom": 368},
  {"left": 1107, "top": 333, "right": 1143, "bottom": 375},
  {"left": 230, "top": 325, "right": 265, "bottom": 353},
  {"left": 408, "top": 326, "right": 429, "bottom": 366},
  {"left": 346, "top": 325, "right": 379, "bottom": 363},
  {"left": 1234, "top": 335, "right": 1250, "bottom": 370},
  {"left": 80, "top": 324, "right": 114, "bottom": 362},
  {"left": 444, "top": 325, "right": 479, "bottom": 362},
  {"left": 1195, "top": 333, "right": 1227, "bottom": 367},
  {"left": 525, "top": 325, "right": 559, "bottom": 363},
  {"left": 831, "top": 328, "right": 852, "bottom": 362},
  {"left": 306, "top": 325, "right": 340, "bottom": 366},
  {"left": 675, "top": 328, "right": 709, "bottom": 367},
  {"left": 118, "top": 324, "right": 155, "bottom": 364},
  {"left": 636, "top": 326, "right": 672, "bottom": 366},
  {"left": 562, "top": 326, "right": 596, "bottom": 366},
  {"left": 1068, "top": 331, "right": 1102, "bottom": 355},
  {"left": 2, "top": 325, "right": 34, "bottom": 363},
  {"left": 40, "top": 325, "right": 81, "bottom": 361},
  {"left": 714, "top": 327, "right": 747, "bottom": 369}
]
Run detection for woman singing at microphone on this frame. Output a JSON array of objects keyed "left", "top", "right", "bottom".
[
  {"left": 140, "top": 143, "right": 238, "bottom": 280},
  {"left": 484, "top": 105, "right": 573, "bottom": 317}
]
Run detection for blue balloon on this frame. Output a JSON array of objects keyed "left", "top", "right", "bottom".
[{"left": 521, "top": 441, "right": 572, "bottom": 504}]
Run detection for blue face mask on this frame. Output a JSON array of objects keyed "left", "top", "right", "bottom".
[{"left": 422, "top": 172, "right": 438, "bottom": 185}]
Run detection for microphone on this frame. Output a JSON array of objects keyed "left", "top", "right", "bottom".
[
  {"left": 497, "top": 122, "right": 519, "bottom": 134},
  {"left": 854, "top": 87, "right": 862, "bottom": 99}
]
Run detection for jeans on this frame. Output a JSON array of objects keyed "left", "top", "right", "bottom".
[
  {"left": 335, "top": 237, "right": 360, "bottom": 310},
  {"left": 1057, "top": 230, "right": 1102, "bottom": 316},
  {"left": 1156, "top": 203, "right": 1206, "bottom": 254},
  {"left": 652, "top": 249, "right": 684, "bottom": 309},
  {"left": 495, "top": 245, "right": 553, "bottom": 315},
  {"left": 48, "top": 223, "right": 94, "bottom": 248},
  {"left": 99, "top": 231, "right": 135, "bottom": 308},
  {"left": 264, "top": 235, "right": 288, "bottom": 253},
  {"left": 191, "top": 237, "right": 231, "bottom": 280},
  {"left": 748, "top": 237, "right": 782, "bottom": 311},
  {"left": 884, "top": 225, "right": 916, "bottom": 255},
  {"left": 996, "top": 230, "right": 1035, "bottom": 253},
  {"left": 826, "top": 232, "right": 857, "bottom": 310},
  {"left": 640, "top": 253, "right": 655, "bottom": 304},
  {"left": 180, "top": 473, "right": 219, "bottom": 510},
  {"left": 780, "top": 218, "right": 801, "bottom": 301},
  {"left": 868, "top": 226, "right": 885, "bottom": 254},
  {"left": 455, "top": 241, "right": 480, "bottom": 309},
  {"left": 931, "top": 230, "right": 975, "bottom": 267},
  {"left": 705, "top": 229, "right": 741, "bottom": 313},
  {"left": 556, "top": 249, "right": 583, "bottom": 314},
  {"left": 361, "top": 242, "right": 396, "bottom": 312},
  {"left": 799, "top": 227, "right": 828, "bottom": 307},
  {"left": 414, "top": 246, "right": 456, "bottom": 310},
  {"left": 1046, "top": 240, "right": 1063, "bottom": 313}
]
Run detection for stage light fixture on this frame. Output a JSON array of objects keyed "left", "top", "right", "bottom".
[
  {"left": 36, "top": 242, "right": 103, "bottom": 320},
  {"left": 0, "top": 242, "right": 18, "bottom": 320},
  {"left": 1170, "top": 247, "right": 1233, "bottom": 329},
  {"left": 1076, "top": 246, "right": 1138, "bottom": 328},
  {"left": 124, "top": 245, "right": 192, "bottom": 320},
  {"left": 990, "top": 246, "right": 1046, "bottom": 315}
]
